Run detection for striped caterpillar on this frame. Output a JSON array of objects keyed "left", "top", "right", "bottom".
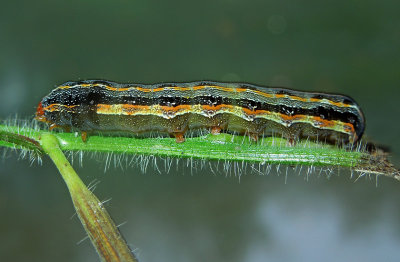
[{"left": 35, "top": 80, "right": 365, "bottom": 145}]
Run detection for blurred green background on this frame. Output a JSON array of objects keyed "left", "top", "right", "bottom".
[{"left": 1, "top": 1, "right": 400, "bottom": 261}]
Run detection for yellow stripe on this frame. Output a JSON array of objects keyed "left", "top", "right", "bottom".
[{"left": 95, "top": 103, "right": 354, "bottom": 137}]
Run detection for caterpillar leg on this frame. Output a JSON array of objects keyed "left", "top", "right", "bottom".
[
  {"left": 81, "top": 131, "right": 88, "bottom": 142},
  {"left": 173, "top": 132, "right": 185, "bottom": 143},
  {"left": 249, "top": 132, "right": 259, "bottom": 142},
  {"left": 287, "top": 137, "right": 297, "bottom": 146},
  {"left": 211, "top": 126, "right": 221, "bottom": 135},
  {"left": 49, "top": 123, "right": 71, "bottom": 132}
]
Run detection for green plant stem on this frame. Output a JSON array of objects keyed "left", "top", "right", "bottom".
[
  {"left": 39, "top": 133, "right": 137, "bottom": 262},
  {"left": 0, "top": 123, "right": 399, "bottom": 180},
  {"left": 0, "top": 128, "right": 43, "bottom": 154}
]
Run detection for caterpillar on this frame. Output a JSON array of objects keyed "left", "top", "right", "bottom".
[{"left": 35, "top": 80, "right": 365, "bottom": 144}]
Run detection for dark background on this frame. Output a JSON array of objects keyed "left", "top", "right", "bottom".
[{"left": 1, "top": 1, "right": 400, "bottom": 261}]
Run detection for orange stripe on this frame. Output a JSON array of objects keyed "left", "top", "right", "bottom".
[
  {"left": 280, "top": 113, "right": 307, "bottom": 122},
  {"left": 288, "top": 95, "right": 308, "bottom": 102},
  {"left": 200, "top": 104, "right": 234, "bottom": 111},
  {"left": 43, "top": 104, "right": 79, "bottom": 112},
  {"left": 329, "top": 100, "right": 350, "bottom": 107},
  {"left": 105, "top": 86, "right": 133, "bottom": 91},
  {"left": 160, "top": 104, "right": 192, "bottom": 112},
  {"left": 311, "top": 116, "right": 335, "bottom": 128}
]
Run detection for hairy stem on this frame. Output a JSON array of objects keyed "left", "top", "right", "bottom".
[{"left": 39, "top": 133, "right": 137, "bottom": 262}]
